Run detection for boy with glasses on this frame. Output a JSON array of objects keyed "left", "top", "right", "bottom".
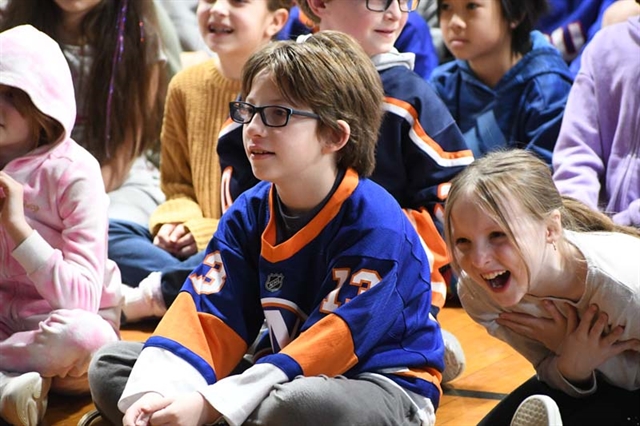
[
  {"left": 219, "top": 0, "right": 474, "bottom": 384},
  {"left": 96, "top": 31, "right": 446, "bottom": 426}
]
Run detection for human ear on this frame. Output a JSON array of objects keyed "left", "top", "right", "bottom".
[
  {"left": 307, "top": 0, "right": 329, "bottom": 19},
  {"left": 266, "top": 8, "right": 289, "bottom": 38},
  {"left": 545, "top": 209, "right": 563, "bottom": 245},
  {"left": 322, "top": 120, "right": 350, "bottom": 154}
]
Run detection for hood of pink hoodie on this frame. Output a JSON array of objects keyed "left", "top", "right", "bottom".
[{"left": 0, "top": 24, "right": 76, "bottom": 143}]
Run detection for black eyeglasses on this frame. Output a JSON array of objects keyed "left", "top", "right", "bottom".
[
  {"left": 229, "top": 101, "right": 320, "bottom": 128},
  {"left": 366, "top": 0, "right": 419, "bottom": 12}
]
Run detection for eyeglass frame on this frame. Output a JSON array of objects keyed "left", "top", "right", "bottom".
[
  {"left": 229, "top": 101, "right": 320, "bottom": 128},
  {"left": 365, "top": 0, "right": 420, "bottom": 12}
]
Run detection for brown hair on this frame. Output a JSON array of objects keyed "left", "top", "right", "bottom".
[
  {"left": 443, "top": 149, "right": 640, "bottom": 277},
  {"left": 297, "top": 0, "right": 323, "bottom": 24},
  {"left": 1, "top": 0, "right": 166, "bottom": 164},
  {"left": 240, "top": 31, "right": 384, "bottom": 176},
  {"left": 268, "top": 0, "right": 294, "bottom": 11},
  {"left": 9, "top": 87, "right": 64, "bottom": 148}
]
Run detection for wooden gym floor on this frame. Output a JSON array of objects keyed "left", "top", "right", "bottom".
[{"left": 41, "top": 305, "right": 534, "bottom": 425}]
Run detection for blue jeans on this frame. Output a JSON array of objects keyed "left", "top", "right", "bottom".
[{"left": 108, "top": 219, "right": 205, "bottom": 307}]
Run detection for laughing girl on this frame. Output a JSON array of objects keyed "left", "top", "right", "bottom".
[{"left": 444, "top": 149, "right": 640, "bottom": 425}]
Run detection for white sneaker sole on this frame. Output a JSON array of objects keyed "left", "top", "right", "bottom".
[{"left": 511, "top": 394, "right": 563, "bottom": 426}]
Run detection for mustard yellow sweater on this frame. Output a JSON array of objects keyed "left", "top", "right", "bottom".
[{"left": 149, "top": 59, "right": 242, "bottom": 251}]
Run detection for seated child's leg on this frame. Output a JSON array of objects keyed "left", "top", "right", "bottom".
[
  {"left": 0, "top": 371, "right": 51, "bottom": 426},
  {"left": 121, "top": 250, "right": 205, "bottom": 323},
  {"left": 88, "top": 341, "right": 144, "bottom": 426},
  {"left": 0, "top": 309, "right": 118, "bottom": 382},
  {"left": 108, "top": 219, "right": 185, "bottom": 286},
  {"left": 245, "top": 374, "right": 434, "bottom": 426}
]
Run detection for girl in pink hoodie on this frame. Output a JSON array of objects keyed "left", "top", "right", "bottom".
[{"left": 0, "top": 25, "right": 122, "bottom": 426}]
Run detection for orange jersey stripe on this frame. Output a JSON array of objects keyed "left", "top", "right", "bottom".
[
  {"left": 394, "top": 366, "right": 443, "bottom": 396},
  {"left": 385, "top": 97, "right": 473, "bottom": 161},
  {"left": 280, "top": 313, "right": 358, "bottom": 377},
  {"left": 403, "top": 208, "right": 450, "bottom": 310},
  {"left": 261, "top": 169, "right": 359, "bottom": 263},
  {"left": 153, "top": 293, "right": 248, "bottom": 379}
]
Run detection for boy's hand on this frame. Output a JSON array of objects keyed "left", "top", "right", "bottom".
[
  {"left": 154, "top": 223, "right": 197, "bottom": 258},
  {"left": 497, "top": 300, "right": 576, "bottom": 354},
  {"left": 0, "top": 171, "right": 32, "bottom": 245},
  {"left": 123, "top": 392, "right": 169, "bottom": 426},
  {"left": 557, "top": 304, "right": 640, "bottom": 385},
  {"left": 145, "top": 392, "right": 221, "bottom": 426}
]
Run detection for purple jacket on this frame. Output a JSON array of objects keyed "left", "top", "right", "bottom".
[{"left": 552, "top": 17, "right": 640, "bottom": 227}]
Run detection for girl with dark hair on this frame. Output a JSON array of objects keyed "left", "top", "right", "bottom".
[
  {"left": 429, "top": 0, "right": 573, "bottom": 165},
  {"left": 0, "top": 0, "right": 169, "bottom": 225}
]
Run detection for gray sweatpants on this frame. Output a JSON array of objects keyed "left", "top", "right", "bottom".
[{"left": 88, "top": 341, "right": 431, "bottom": 426}]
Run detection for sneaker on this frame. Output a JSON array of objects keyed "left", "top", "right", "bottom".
[
  {"left": 441, "top": 329, "right": 466, "bottom": 384},
  {"left": 511, "top": 395, "right": 563, "bottom": 426},
  {"left": 77, "top": 409, "right": 110, "bottom": 426},
  {"left": 121, "top": 272, "right": 166, "bottom": 323},
  {"left": 0, "top": 372, "right": 51, "bottom": 426}
]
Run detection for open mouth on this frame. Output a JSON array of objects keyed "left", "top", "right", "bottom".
[
  {"left": 249, "top": 148, "right": 274, "bottom": 157},
  {"left": 208, "top": 24, "right": 233, "bottom": 34},
  {"left": 481, "top": 270, "right": 510, "bottom": 290}
]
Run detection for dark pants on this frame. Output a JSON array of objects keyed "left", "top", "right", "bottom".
[
  {"left": 108, "top": 219, "right": 205, "bottom": 307},
  {"left": 479, "top": 375, "right": 640, "bottom": 426}
]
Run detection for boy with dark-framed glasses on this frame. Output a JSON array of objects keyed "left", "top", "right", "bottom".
[{"left": 218, "top": 0, "right": 474, "bottom": 385}]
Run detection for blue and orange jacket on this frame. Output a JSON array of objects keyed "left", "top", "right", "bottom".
[{"left": 146, "top": 170, "right": 445, "bottom": 406}]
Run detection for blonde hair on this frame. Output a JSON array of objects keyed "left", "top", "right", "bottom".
[
  {"left": 444, "top": 149, "right": 640, "bottom": 277},
  {"left": 241, "top": 31, "right": 384, "bottom": 176}
]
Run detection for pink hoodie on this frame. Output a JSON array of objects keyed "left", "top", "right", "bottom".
[{"left": 0, "top": 25, "right": 121, "bottom": 331}]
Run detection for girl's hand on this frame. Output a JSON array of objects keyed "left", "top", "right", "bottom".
[
  {"left": 147, "top": 392, "right": 220, "bottom": 426},
  {"left": 497, "top": 301, "right": 576, "bottom": 354},
  {"left": 0, "top": 171, "right": 32, "bottom": 245},
  {"left": 153, "top": 223, "right": 197, "bottom": 258},
  {"left": 123, "top": 392, "right": 169, "bottom": 426},
  {"left": 557, "top": 304, "right": 640, "bottom": 385}
]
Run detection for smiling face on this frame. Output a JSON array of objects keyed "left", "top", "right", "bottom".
[
  {"left": 310, "top": 0, "right": 408, "bottom": 56},
  {"left": 439, "top": 0, "right": 513, "bottom": 66},
  {"left": 449, "top": 192, "right": 550, "bottom": 307},
  {"left": 196, "top": 0, "right": 285, "bottom": 58}
]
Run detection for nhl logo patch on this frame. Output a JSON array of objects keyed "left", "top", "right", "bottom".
[{"left": 265, "top": 273, "right": 284, "bottom": 292}]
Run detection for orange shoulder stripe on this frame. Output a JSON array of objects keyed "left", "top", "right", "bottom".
[{"left": 384, "top": 97, "right": 473, "bottom": 161}]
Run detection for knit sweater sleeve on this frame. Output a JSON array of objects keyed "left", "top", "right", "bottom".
[
  {"left": 150, "top": 62, "right": 241, "bottom": 251},
  {"left": 150, "top": 68, "right": 199, "bottom": 231}
]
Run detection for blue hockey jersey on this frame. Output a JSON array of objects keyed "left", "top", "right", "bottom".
[
  {"left": 146, "top": 169, "right": 444, "bottom": 408},
  {"left": 218, "top": 52, "right": 473, "bottom": 312}
]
